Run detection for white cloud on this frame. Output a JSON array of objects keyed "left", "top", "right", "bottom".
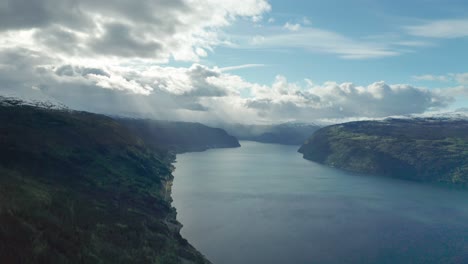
[
  {"left": 250, "top": 35, "right": 266, "bottom": 45},
  {"left": 195, "top": 47, "right": 208, "bottom": 57},
  {"left": 0, "top": 0, "right": 271, "bottom": 63},
  {"left": 411, "top": 72, "right": 468, "bottom": 103},
  {"left": 0, "top": 48, "right": 451, "bottom": 124},
  {"left": 219, "top": 64, "right": 266, "bottom": 72},
  {"left": 140, "top": 64, "right": 238, "bottom": 97},
  {"left": 393, "top": 40, "right": 434, "bottom": 47},
  {"left": 412, "top": 72, "right": 468, "bottom": 85},
  {"left": 0, "top": 1, "right": 459, "bottom": 124},
  {"left": 248, "top": 27, "right": 400, "bottom": 59},
  {"left": 283, "top": 22, "right": 301, "bottom": 31},
  {"left": 412, "top": 74, "right": 449, "bottom": 82},
  {"left": 90, "top": 74, "right": 153, "bottom": 95},
  {"left": 455, "top": 73, "right": 468, "bottom": 85},
  {"left": 245, "top": 77, "right": 450, "bottom": 121},
  {"left": 405, "top": 19, "right": 468, "bottom": 38},
  {"left": 0, "top": 0, "right": 275, "bottom": 123}
]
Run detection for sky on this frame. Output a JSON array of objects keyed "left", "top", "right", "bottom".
[{"left": 1, "top": 0, "right": 468, "bottom": 124}]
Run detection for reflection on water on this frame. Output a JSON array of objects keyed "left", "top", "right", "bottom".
[{"left": 172, "top": 141, "right": 468, "bottom": 264}]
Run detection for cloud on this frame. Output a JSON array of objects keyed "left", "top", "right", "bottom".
[
  {"left": 393, "top": 40, "right": 434, "bottom": 47},
  {"left": 0, "top": 50, "right": 221, "bottom": 117},
  {"left": 412, "top": 72, "right": 468, "bottom": 85},
  {"left": 455, "top": 73, "right": 468, "bottom": 85},
  {"left": 90, "top": 22, "right": 163, "bottom": 58},
  {"left": 283, "top": 22, "right": 301, "bottom": 31},
  {"left": 250, "top": 35, "right": 266, "bottom": 45},
  {"left": 302, "top": 17, "right": 312, "bottom": 25},
  {"left": 219, "top": 64, "right": 266, "bottom": 72},
  {"left": 412, "top": 74, "right": 449, "bottom": 82},
  {"left": 0, "top": 1, "right": 459, "bottom": 124},
  {"left": 0, "top": 0, "right": 271, "bottom": 62},
  {"left": 405, "top": 19, "right": 468, "bottom": 38},
  {"left": 0, "top": 47, "right": 450, "bottom": 124},
  {"left": 412, "top": 72, "right": 468, "bottom": 100},
  {"left": 0, "top": 47, "right": 248, "bottom": 117},
  {"left": 245, "top": 77, "right": 451, "bottom": 121},
  {"left": 0, "top": 0, "right": 90, "bottom": 31},
  {"left": 140, "top": 64, "right": 236, "bottom": 97},
  {"left": 55, "top": 65, "right": 110, "bottom": 77},
  {"left": 0, "top": 0, "right": 272, "bottom": 122},
  {"left": 247, "top": 26, "right": 401, "bottom": 59}
]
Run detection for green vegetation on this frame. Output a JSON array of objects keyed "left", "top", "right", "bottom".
[
  {"left": 0, "top": 100, "right": 211, "bottom": 263},
  {"left": 298, "top": 118, "right": 468, "bottom": 186}
]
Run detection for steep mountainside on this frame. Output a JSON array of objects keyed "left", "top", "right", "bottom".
[
  {"left": 223, "top": 122, "right": 321, "bottom": 145},
  {"left": 0, "top": 100, "right": 210, "bottom": 263},
  {"left": 119, "top": 119, "right": 240, "bottom": 153},
  {"left": 299, "top": 118, "right": 468, "bottom": 185}
]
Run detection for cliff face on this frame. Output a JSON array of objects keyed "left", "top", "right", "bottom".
[
  {"left": 299, "top": 118, "right": 468, "bottom": 185},
  {"left": 118, "top": 118, "right": 241, "bottom": 153},
  {"left": 0, "top": 101, "right": 211, "bottom": 264}
]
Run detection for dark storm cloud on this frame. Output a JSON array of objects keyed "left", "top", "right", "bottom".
[
  {"left": 90, "top": 23, "right": 163, "bottom": 58},
  {"left": 183, "top": 65, "right": 229, "bottom": 97},
  {"left": 33, "top": 27, "right": 80, "bottom": 55},
  {"left": 0, "top": 0, "right": 188, "bottom": 31},
  {"left": 0, "top": 0, "right": 208, "bottom": 60},
  {"left": 183, "top": 103, "right": 210, "bottom": 112},
  {"left": 55, "top": 65, "right": 110, "bottom": 77},
  {"left": 0, "top": 0, "right": 90, "bottom": 31}
]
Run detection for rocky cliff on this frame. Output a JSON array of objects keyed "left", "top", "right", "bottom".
[{"left": 0, "top": 98, "right": 211, "bottom": 263}]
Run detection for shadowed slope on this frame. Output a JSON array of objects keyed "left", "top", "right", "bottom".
[{"left": 0, "top": 101, "right": 210, "bottom": 264}]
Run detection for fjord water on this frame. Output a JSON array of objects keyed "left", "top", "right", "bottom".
[{"left": 172, "top": 141, "right": 468, "bottom": 264}]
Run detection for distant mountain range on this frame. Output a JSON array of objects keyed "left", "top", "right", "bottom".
[
  {"left": 299, "top": 118, "right": 468, "bottom": 186},
  {"left": 221, "top": 122, "right": 321, "bottom": 145},
  {"left": 118, "top": 118, "right": 240, "bottom": 153}
]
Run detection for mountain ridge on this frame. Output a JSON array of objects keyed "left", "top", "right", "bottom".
[
  {"left": 118, "top": 118, "right": 241, "bottom": 153},
  {"left": 0, "top": 100, "right": 217, "bottom": 263},
  {"left": 299, "top": 118, "right": 468, "bottom": 186}
]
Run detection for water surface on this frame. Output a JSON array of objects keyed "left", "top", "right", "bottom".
[{"left": 172, "top": 141, "right": 468, "bottom": 264}]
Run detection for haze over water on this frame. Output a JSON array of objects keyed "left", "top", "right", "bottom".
[{"left": 172, "top": 141, "right": 468, "bottom": 264}]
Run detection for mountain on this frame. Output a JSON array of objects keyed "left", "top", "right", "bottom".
[
  {"left": 0, "top": 98, "right": 211, "bottom": 263},
  {"left": 223, "top": 122, "right": 321, "bottom": 145},
  {"left": 117, "top": 119, "right": 240, "bottom": 153},
  {"left": 298, "top": 118, "right": 468, "bottom": 186}
]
